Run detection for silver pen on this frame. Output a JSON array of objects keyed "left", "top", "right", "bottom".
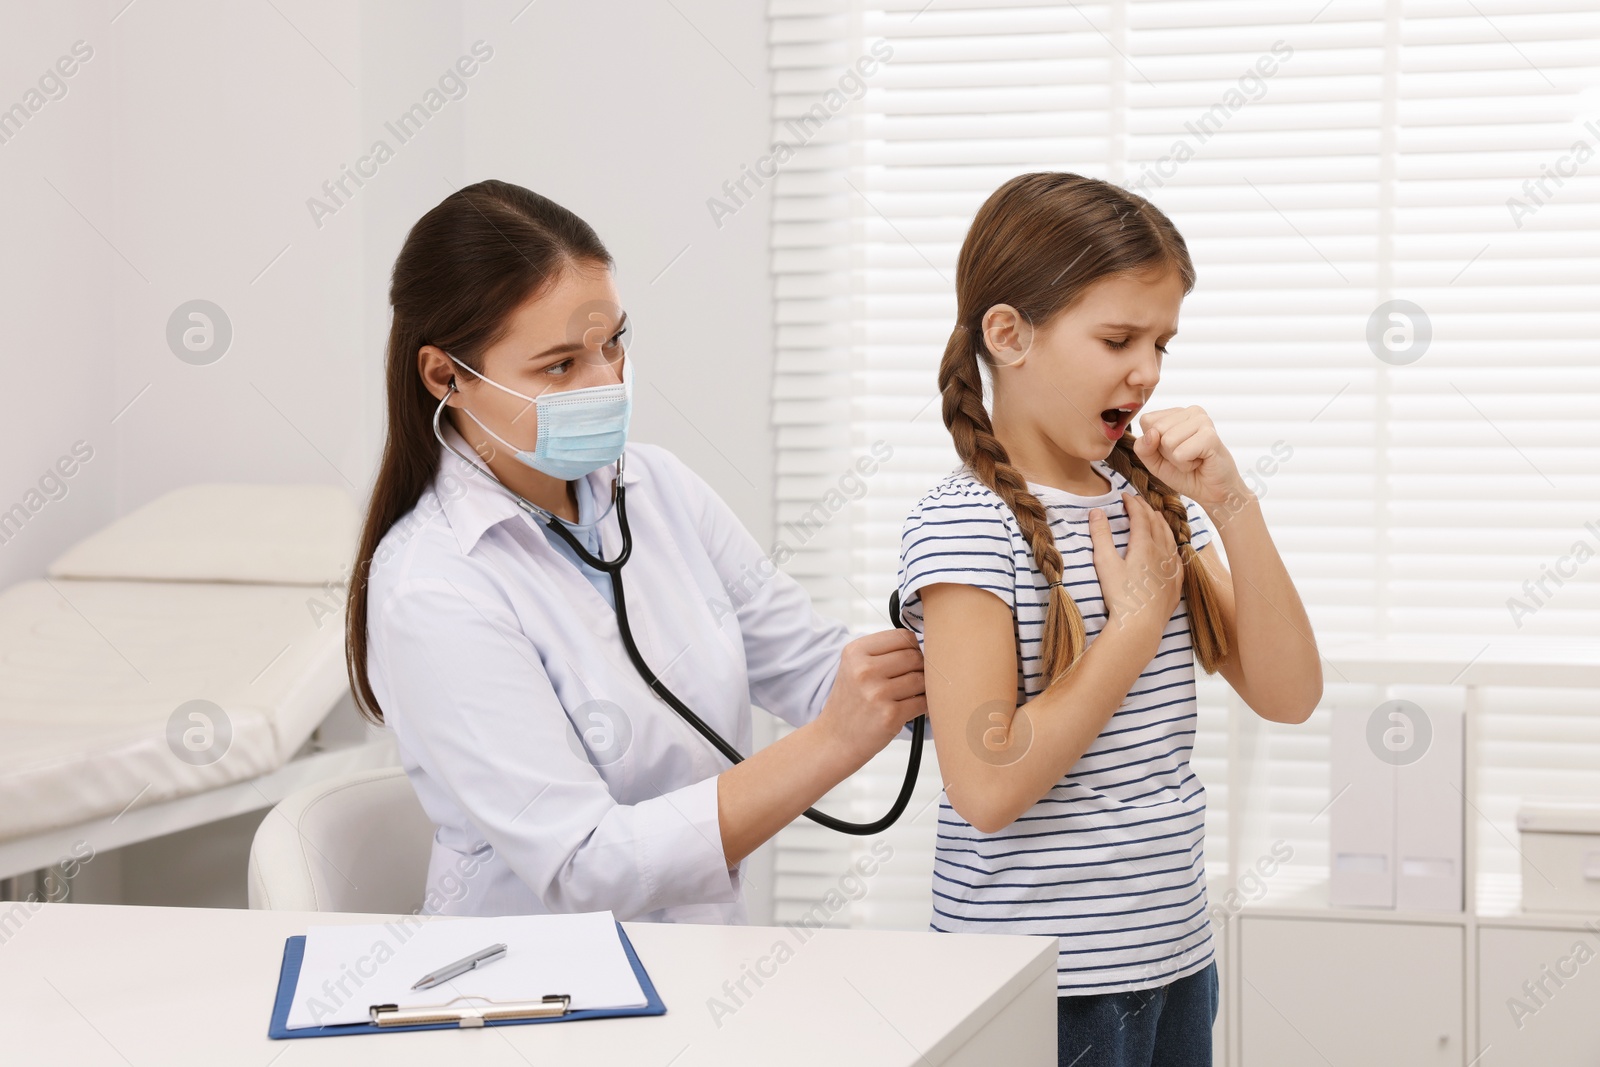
[{"left": 411, "top": 942, "right": 509, "bottom": 990}]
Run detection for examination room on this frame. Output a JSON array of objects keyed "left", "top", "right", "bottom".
[{"left": 3, "top": 1, "right": 1599, "bottom": 1064}]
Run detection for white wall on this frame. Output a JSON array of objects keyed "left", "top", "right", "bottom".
[
  {"left": 0, "top": 3, "right": 117, "bottom": 587},
  {"left": 3, "top": 0, "right": 775, "bottom": 550},
  {"left": 460, "top": 0, "right": 778, "bottom": 533}
]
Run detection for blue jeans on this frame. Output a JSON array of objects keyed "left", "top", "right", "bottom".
[{"left": 1056, "top": 961, "right": 1218, "bottom": 1067}]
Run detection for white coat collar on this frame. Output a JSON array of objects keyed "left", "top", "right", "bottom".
[{"left": 433, "top": 421, "right": 642, "bottom": 556}]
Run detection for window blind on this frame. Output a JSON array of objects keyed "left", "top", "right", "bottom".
[{"left": 765, "top": 0, "right": 1600, "bottom": 930}]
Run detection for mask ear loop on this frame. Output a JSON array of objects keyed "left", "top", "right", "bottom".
[{"left": 431, "top": 371, "right": 622, "bottom": 530}]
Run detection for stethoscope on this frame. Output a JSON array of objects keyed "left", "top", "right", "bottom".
[{"left": 435, "top": 382, "right": 926, "bottom": 836}]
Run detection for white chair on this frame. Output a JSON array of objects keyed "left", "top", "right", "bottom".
[{"left": 248, "top": 767, "right": 434, "bottom": 913}]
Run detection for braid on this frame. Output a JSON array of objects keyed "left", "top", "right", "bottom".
[
  {"left": 1102, "top": 433, "right": 1231, "bottom": 673},
  {"left": 937, "top": 325, "right": 1089, "bottom": 684}
]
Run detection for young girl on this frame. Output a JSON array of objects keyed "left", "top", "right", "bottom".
[{"left": 896, "top": 173, "right": 1322, "bottom": 1067}]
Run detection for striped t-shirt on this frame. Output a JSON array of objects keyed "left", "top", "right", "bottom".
[{"left": 896, "top": 458, "right": 1217, "bottom": 996}]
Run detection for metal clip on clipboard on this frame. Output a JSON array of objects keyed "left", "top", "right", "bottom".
[{"left": 368, "top": 994, "right": 572, "bottom": 1028}]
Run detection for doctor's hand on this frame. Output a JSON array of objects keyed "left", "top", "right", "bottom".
[{"left": 817, "top": 629, "right": 927, "bottom": 763}]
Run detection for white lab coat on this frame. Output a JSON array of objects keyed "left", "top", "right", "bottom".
[{"left": 365, "top": 425, "right": 850, "bottom": 923}]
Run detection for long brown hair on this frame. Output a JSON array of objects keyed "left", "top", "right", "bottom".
[
  {"left": 938, "top": 172, "right": 1228, "bottom": 684},
  {"left": 346, "top": 180, "right": 613, "bottom": 724}
]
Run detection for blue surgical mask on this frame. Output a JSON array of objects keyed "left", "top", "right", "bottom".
[{"left": 445, "top": 353, "right": 633, "bottom": 480}]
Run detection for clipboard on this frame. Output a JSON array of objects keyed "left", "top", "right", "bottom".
[{"left": 267, "top": 920, "right": 666, "bottom": 1038}]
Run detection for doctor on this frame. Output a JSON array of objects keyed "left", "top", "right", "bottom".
[{"left": 345, "top": 180, "right": 926, "bottom": 923}]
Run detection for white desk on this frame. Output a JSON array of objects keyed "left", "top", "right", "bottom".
[{"left": 0, "top": 903, "right": 1057, "bottom": 1065}]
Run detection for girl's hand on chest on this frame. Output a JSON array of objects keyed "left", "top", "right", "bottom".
[{"left": 1089, "top": 489, "right": 1184, "bottom": 633}]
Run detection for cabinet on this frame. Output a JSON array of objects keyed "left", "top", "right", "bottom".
[
  {"left": 1221, "top": 639, "right": 1600, "bottom": 1066},
  {"left": 1476, "top": 924, "right": 1600, "bottom": 1066},
  {"left": 1239, "top": 916, "right": 1462, "bottom": 1065}
]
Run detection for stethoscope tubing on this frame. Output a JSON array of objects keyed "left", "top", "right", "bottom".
[
  {"left": 541, "top": 480, "right": 927, "bottom": 836},
  {"left": 434, "top": 387, "right": 925, "bottom": 835}
]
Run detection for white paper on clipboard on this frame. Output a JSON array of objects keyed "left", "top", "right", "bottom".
[{"left": 284, "top": 910, "right": 647, "bottom": 1029}]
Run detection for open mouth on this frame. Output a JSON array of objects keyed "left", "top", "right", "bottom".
[{"left": 1099, "top": 405, "right": 1138, "bottom": 438}]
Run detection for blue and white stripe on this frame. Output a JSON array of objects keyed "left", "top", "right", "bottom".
[{"left": 897, "top": 458, "right": 1218, "bottom": 996}]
